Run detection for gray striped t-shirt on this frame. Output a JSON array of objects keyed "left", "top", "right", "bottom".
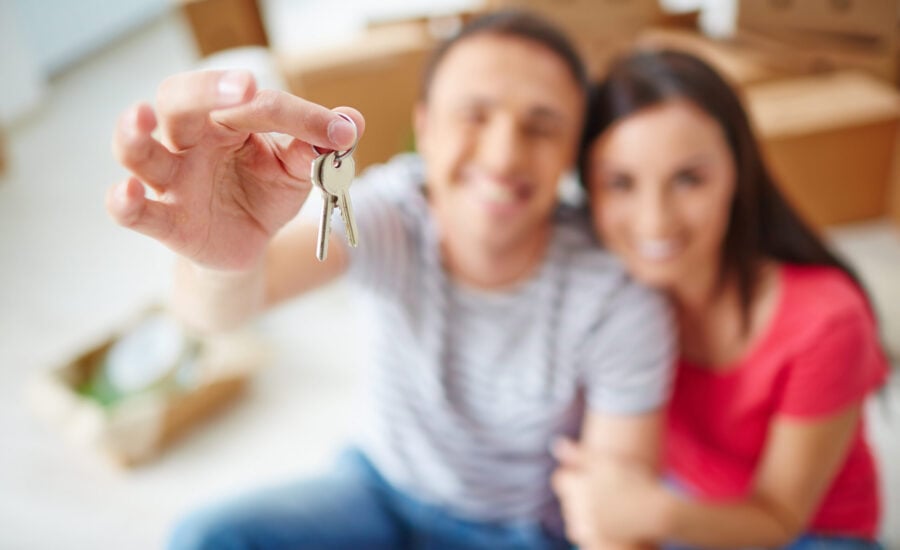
[{"left": 337, "top": 153, "right": 675, "bottom": 527}]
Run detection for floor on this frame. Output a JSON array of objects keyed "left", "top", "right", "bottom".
[{"left": 0, "top": 9, "right": 898, "bottom": 550}]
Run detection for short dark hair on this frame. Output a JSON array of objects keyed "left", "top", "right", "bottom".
[
  {"left": 419, "top": 9, "right": 589, "bottom": 102},
  {"left": 580, "top": 49, "right": 867, "bottom": 329}
]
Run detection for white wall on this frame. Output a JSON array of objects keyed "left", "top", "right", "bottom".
[
  {"left": 0, "top": 1, "right": 45, "bottom": 125},
  {"left": 1, "top": 0, "right": 168, "bottom": 125},
  {"left": 13, "top": 0, "right": 168, "bottom": 75}
]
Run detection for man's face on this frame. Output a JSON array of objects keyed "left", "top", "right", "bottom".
[{"left": 416, "top": 34, "right": 585, "bottom": 258}]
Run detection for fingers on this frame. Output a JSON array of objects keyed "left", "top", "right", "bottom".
[
  {"left": 263, "top": 132, "right": 320, "bottom": 182},
  {"left": 156, "top": 70, "right": 256, "bottom": 150},
  {"left": 106, "top": 178, "right": 173, "bottom": 241},
  {"left": 212, "top": 90, "right": 366, "bottom": 153},
  {"left": 552, "top": 468, "right": 589, "bottom": 545},
  {"left": 552, "top": 437, "right": 586, "bottom": 468},
  {"left": 113, "top": 103, "right": 180, "bottom": 191}
]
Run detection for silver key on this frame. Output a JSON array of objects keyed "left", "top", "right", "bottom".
[
  {"left": 310, "top": 153, "right": 329, "bottom": 192},
  {"left": 311, "top": 153, "right": 334, "bottom": 261},
  {"left": 316, "top": 192, "right": 336, "bottom": 261},
  {"left": 319, "top": 152, "right": 359, "bottom": 248},
  {"left": 309, "top": 113, "right": 359, "bottom": 261}
]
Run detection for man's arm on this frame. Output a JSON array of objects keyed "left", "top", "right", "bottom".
[
  {"left": 108, "top": 69, "right": 364, "bottom": 332},
  {"left": 171, "top": 222, "right": 350, "bottom": 332}
]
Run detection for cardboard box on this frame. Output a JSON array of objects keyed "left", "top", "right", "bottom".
[
  {"left": 278, "top": 26, "right": 432, "bottom": 172},
  {"left": 735, "top": 27, "right": 898, "bottom": 85},
  {"left": 737, "top": 0, "right": 896, "bottom": 47},
  {"left": 177, "top": 0, "right": 269, "bottom": 58},
  {"left": 634, "top": 28, "right": 790, "bottom": 88},
  {"left": 485, "top": 0, "right": 664, "bottom": 43},
  {"left": 27, "top": 307, "right": 267, "bottom": 467},
  {"left": 365, "top": 9, "right": 486, "bottom": 44},
  {"left": 746, "top": 71, "right": 900, "bottom": 228}
]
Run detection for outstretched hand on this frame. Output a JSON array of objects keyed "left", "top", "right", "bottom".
[{"left": 108, "top": 69, "right": 365, "bottom": 271}]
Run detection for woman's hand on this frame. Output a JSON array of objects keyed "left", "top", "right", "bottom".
[{"left": 552, "top": 437, "right": 668, "bottom": 547}]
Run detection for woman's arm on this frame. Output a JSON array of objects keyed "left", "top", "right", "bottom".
[
  {"left": 567, "top": 403, "right": 861, "bottom": 549},
  {"left": 656, "top": 403, "right": 861, "bottom": 548}
]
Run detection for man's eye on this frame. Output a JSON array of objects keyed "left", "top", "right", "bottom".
[
  {"left": 606, "top": 174, "right": 633, "bottom": 192},
  {"left": 523, "top": 123, "right": 558, "bottom": 139},
  {"left": 460, "top": 109, "right": 487, "bottom": 124}
]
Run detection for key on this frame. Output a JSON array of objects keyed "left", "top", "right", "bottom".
[
  {"left": 311, "top": 152, "right": 335, "bottom": 261},
  {"left": 319, "top": 150, "right": 359, "bottom": 248},
  {"left": 309, "top": 113, "right": 359, "bottom": 261},
  {"left": 316, "top": 192, "right": 335, "bottom": 262}
]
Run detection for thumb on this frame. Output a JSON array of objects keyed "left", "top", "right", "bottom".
[{"left": 552, "top": 437, "right": 587, "bottom": 468}]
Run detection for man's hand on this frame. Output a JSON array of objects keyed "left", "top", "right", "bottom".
[
  {"left": 552, "top": 437, "right": 667, "bottom": 547},
  {"left": 108, "top": 69, "right": 364, "bottom": 271}
]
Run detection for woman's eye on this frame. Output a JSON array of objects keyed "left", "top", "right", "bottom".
[{"left": 673, "top": 170, "right": 703, "bottom": 188}]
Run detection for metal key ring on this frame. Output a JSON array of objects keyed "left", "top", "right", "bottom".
[{"left": 311, "top": 112, "right": 358, "bottom": 164}]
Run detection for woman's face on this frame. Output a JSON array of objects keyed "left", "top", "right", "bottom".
[{"left": 588, "top": 99, "right": 736, "bottom": 293}]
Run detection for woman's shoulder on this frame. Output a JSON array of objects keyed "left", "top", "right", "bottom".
[
  {"left": 761, "top": 263, "right": 883, "bottom": 365},
  {"left": 779, "top": 263, "right": 872, "bottom": 327}
]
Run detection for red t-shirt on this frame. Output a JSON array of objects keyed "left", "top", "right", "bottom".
[{"left": 664, "top": 264, "right": 889, "bottom": 538}]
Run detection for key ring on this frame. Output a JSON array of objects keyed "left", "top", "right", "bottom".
[{"left": 311, "top": 112, "right": 358, "bottom": 166}]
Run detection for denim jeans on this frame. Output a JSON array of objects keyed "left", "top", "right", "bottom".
[
  {"left": 168, "top": 448, "right": 571, "bottom": 550},
  {"left": 662, "top": 535, "right": 883, "bottom": 550},
  {"left": 784, "top": 535, "right": 884, "bottom": 550}
]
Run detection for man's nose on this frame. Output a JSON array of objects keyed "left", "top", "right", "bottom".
[{"left": 478, "top": 117, "right": 525, "bottom": 176}]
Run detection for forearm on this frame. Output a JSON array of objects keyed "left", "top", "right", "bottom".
[
  {"left": 656, "top": 490, "right": 799, "bottom": 549},
  {"left": 586, "top": 538, "right": 656, "bottom": 550},
  {"left": 172, "top": 257, "right": 266, "bottom": 333},
  {"left": 171, "top": 221, "right": 350, "bottom": 332}
]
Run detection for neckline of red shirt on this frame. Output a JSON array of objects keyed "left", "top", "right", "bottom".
[{"left": 679, "top": 263, "right": 790, "bottom": 377}]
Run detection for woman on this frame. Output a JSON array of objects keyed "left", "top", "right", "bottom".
[{"left": 551, "top": 50, "right": 889, "bottom": 550}]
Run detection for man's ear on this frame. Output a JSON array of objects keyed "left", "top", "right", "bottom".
[{"left": 413, "top": 102, "right": 428, "bottom": 155}]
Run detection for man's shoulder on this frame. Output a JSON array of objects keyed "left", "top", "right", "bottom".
[
  {"left": 356, "top": 152, "right": 426, "bottom": 202},
  {"left": 552, "top": 206, "right": 630, "bottom": 281}
]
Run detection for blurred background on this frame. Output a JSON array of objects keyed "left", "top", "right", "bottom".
[{"left": 0, "top": 1, "right": 898, "bottom": 548}]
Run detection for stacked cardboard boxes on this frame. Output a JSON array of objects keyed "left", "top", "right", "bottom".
[
  {"left": 633, "top": 28, "right": 789, "bottom": 89},
  {"left": 485, "top": 0, "right": 666, "bottom": 78},
  {"left": 735, "top": 0, "right": 898, "bottom": 85},
  {"left": 176, "top": 0, "right": 269, "bottom": 58},
  {"left": 277, "top": 25, "right": 433, "bottom": 172},
  {"left": 746, "top": 71, "right": 900, "bottom": 228}
]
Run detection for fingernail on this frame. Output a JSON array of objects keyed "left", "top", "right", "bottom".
[
  {"left": 119, "top": 110, "right": 138, "bottom": 139},
  {"left": 115, "top": 181, "right": 128, "bottom": 201},
  {"left": 218, "top": 71, "right": 248, "bottom": 106},
  {"left": 327, "top": 116, "right": 356, "bottom": 148}
]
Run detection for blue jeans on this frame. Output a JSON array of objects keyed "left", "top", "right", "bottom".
[
  {"left": 785, "top": 535, "right": 884, "bottom": 550},
  {"left": 168, "top": 448, "right": 571, "bottom": 550}
]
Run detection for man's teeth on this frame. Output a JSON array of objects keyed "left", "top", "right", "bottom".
[
  {"left": 480, "top": 184, "right": 518, "bottom": 203},
  {"left": 637, "top": 239, "right": 679, "bottom": 260}
]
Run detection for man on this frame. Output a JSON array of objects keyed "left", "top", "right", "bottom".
[{"left": 109, "top": 11, "right": 673, "bottom": 550}]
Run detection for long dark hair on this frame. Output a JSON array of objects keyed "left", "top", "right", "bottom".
[{"left": 579, "top": 49, "right": 866, "bottom": 327}]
